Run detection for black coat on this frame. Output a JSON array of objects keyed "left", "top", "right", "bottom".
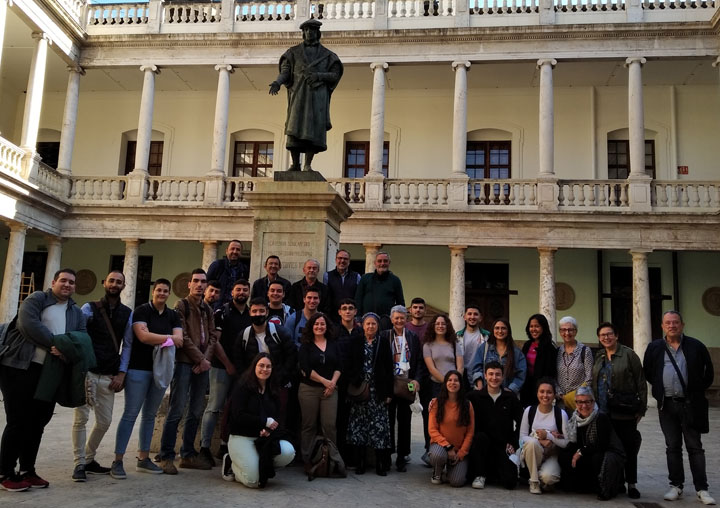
[
  {"left": 233, "top": 324, "right": 298, "bottom": 387},
  {"left": 228, "top": 384, "right": 279, "bottom": 437},
  {"left": 347, "top": 333, "right": 394, "bottom": 402},
  {"left": 644, "top": 335, "right": 714, "bottom": 433},
  {"left": 468, "top": 388, "right": 523, "bottom": 447},
  {"left": 380, "top": 328, "right": 424, "bottom": 381},
  {"left": 520, "top": 339, "right": 558, "bottom": 406}
]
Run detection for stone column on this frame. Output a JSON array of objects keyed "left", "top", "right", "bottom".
[
  {"left": 209, "top": 64, "right": 234, "bottom": 175},
  {"left": 57, "top": 66, "right": 85, "bottom": 176},
  {"left": 368, "top": 62, "right": 388, "bottom": 178},
  {"left": 451, "top": 61, "right": 471, "bottom": 177},
  {"left": 625, "top": 57, "right": 651, "bottom": 211},
  {"left": 631, "top": 249, "right": 652, "bottom": 361},
  {"left": 537, "top": 59, "right": 558, "bottom": 210},
  {"left": 201, "top": 240, "right": 219, "bottom": 272},
  {"left": 133, "top": 65, "right": 160, "bottom": 174},
  {"left": 363, "top": 243, "right": 382, "bottom": 275},
  {"left": 448, "top": 245, "right": 467, "bottom": 332},
  {"left": 0, "top": 0, "right": 7, "bottom": 73},
  {"left": 538, "top": 247, "right": 557, "bottom": 337},
  {"left": 42, "top": 236, "right": 63, "bottom": 291},
  {"left": 0, "top": 223, "right": 27, "bottom": 322},
  {"left": 20, "top": 33, "right": 50, "bottom": 152},
  {"left": 121, "top": 239, "right": 141, "bottom": 309}
]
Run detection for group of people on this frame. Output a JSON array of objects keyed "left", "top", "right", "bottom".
[{"left": 0, "top": 243, "right": 715, "bottom": 506}]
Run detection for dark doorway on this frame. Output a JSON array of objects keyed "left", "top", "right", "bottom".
[
  {"left": 608, "top": 266, "right": 665, "bottom": 348},
  {"left": 21, "top": 251, "right": 48, "bottom": 292},
  {"left": 349, "top": 259, "right": 365, "bottom": 276},
  {"left": 110, "top": 255, "right": 154, "bottom": 307},
  {"left": 465, "top": 263, "right": 517, "bottom": 331}
]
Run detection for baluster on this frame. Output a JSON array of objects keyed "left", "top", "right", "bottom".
[
  {"left": 234, "top": 182, "right": 243, "bottom": 202},
  {"left": 585, "top": 184, "right": 596, "bottom": 206},
  {"left": 597, "top": 183, "right": 607, "bottom": 206},
  {"left": 566, "top": 184, "right": 576, "bottom": 206},
  {"left": 475, "top": 183, "right": 485, "bottom": 205},
  {"left": 686, "top": 185, "right": 696, "bottom": 207},
  {"left": 708, "top": 185, "right": 719, "bottom": 207},
  {"left": 187, "top": 182, "right": 197, "bottom": 201},
  {"left": 508, "top": 184, "right": 516, "bottom": 205},
  {"left": 387, "top": 183, "right": 397, "bottom": 204},
  {"left": 90, "top": 180, "right": 100, "bottom": 199},
  {"left": 698, "top": 185, "right": 709, "bottom": 207},
  {"left": 438, "top": 183, "right": 448, "bottom": 205}
]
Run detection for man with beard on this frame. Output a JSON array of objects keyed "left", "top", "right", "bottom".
[
  {"left": 199, "top": 279, "right": 251, "bottom": 464},
  {"left": 204, "top": 280, "right": 221, "bottom": 308},
  {"left": 71, "top": 271, "right": 133, "bottom": 482},
  {"left": 355, "top": 251, "right": 404, "bottom": 330},
  {"left": 207, "top": 240, "right": 248, "bottom": 310},
  {"left": 250, "top": 255, "right": 292, "bottom": 301},
  {"left": 285, "top": 287, "right": 321, "bottom": 347},
  {"left": 289, "top": 259, "right": 331, "bottom": 315}
]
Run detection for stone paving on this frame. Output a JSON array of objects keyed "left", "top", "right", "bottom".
[{"left": 1, "top": 396, "right": 718, "bottom": 508}]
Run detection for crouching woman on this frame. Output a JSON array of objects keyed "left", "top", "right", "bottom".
[{"left": 225, "top": 353, "right": 295, "bottom": 488}]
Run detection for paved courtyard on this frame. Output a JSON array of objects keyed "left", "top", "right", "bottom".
[{"left": 1, "top": 396, "right": 718, "bottom": 507}]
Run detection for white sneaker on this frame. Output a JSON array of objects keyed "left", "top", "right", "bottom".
[
  {"left": 471, "top": 476, "right": 486, "bottom": 489},
  {"left": 430, "top": 474, "right": 442, "bottom": 485},
  {"left": 664, "top": 486, "right": 683, "bottom": 501},
  {"left": 221, "top": 453, "right": 235, "bottom": 482},
  {"left": 529, "top": 481, "right": 542, "bottom": 494},
  {"left": 697, "top": 491, "right": 716, "bottom": 506}
]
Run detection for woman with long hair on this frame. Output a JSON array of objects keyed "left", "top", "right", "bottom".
[
  {"left": 519, "top": 377, "right": 569, "bottom": 495},
  {"left": 346, "top": 313, "right": 394, "bottom": 476},
  {"left": 469, "top": 318, "right": 526, "bottom": 396},
  {"left": 427, "top": 370, "right": 475, "bottom": 487},
  {"left": 521, "top": 314, "right": 558, "bottom": 407},
  {"left": 420, "top": 314, "right": 463, "bottom": 464},
  {"left": 224, "top": 353, "right": 295, "bottom": 488},
  {"left": 298, "top": 313, "right": 341, "bottom": 468}
]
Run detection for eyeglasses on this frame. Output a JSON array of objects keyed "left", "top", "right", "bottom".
[
  {"left": 559, "top": 328, "right": 576, "bottom": 333},
  {"left": 598, "top": 333, "right": 615, "bottom": 338},
  {"left": 575, "top": 400, "right": 594, "bottom": 405}
]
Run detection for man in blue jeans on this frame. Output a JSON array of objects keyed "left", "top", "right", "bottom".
[{"left": 159, "top": 268, "right": 218, "bottom": 473}]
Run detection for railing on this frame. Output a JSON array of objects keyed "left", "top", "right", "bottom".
[
  {"left": 469, "top": 179, "right": 538, "bottom": 207},
  {"left": 652, "top": 181, "right": 720, "bottom": 208},
  {"left": 0, "top": 137, "right": 25, "bottom": 180},
  {"left": 224, "top": 177, "right": 256, "bottom": 203},
  {"left": 328, "top": 178, "right": 365, "bottom": 203},
  {"left": 69, "top": 176, "right": 127, "bottom": 201},
  {"left": 558, "top": 180, "right": 629, "bottom": 208},
  {"left": 384, "top": 179, "right": 449, "bottom": 205},
  {"left": 87, "top": 3, "right": 150, "bottom": 25},
  {"left": 34, "top": 164, "right": 69, "bottom": 198},
  {"left": 164, "top": 2, "right": 222, "bottom": 23},
  {"left": 83, "top": 0, "right": 716, "bottom": 33},
  {"left": 146, "top": 176, "right": 206, "bottom": 202},
  {"left": 56, "top": 0, "right": 87, "bottom": 22}
]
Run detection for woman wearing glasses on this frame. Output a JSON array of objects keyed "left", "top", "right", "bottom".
[{"left": 555, "top": 316, "right": 593, "bottom": 411}]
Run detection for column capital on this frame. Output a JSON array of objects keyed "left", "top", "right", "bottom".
[
  {"left": 624, "top": 57, "right": 647, "bottom": 68},
  {"left": 629, "top": 248, "right": 652, "bottom": 257},
  {"left": 448, "top": 244, "right": 468, "bottom": 252},
  {"left": 536, "top": 58, "right": 557, "bottom": 69},
  {"left": 31, "top": 32, "right": 51, "bottom": 44},
  {"left": 7, "top": 222, "right": 28, "bottom": 234},
  {"left": 139, "top": 64, "right": 160, "bottom": 74},
  {"left": 363, "top": 242, "right": 383, "bottom": 249},
  {"left": 214, "top": 64, "right": 235, "bottom": 73},
  {"left": 121, "top": 238, "right": 143, "bottom": 246},
  {"left": 67, "top": 65, "right": 85, "bottom": 76},
  {"left": 537, "top": 246, "right": 558, "bottom": 255},
  {"left": 370, "top": 62, "right": 389, "bottom": 72},
  {"left": 200, "top": 239, "right": 219, "bottom": 245},
  {"left": 452, "top": 61, "right": 471, "bottom": 71},
  {"left": 713, "top": 56, "right": 720, "bottom": 68},
  {"left": 44, "top": 235, "right": 64, "bottom": 246}
]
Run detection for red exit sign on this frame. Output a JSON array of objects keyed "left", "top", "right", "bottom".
[{"left": 677, "top": 166, "right": 689, "bottom": 175}]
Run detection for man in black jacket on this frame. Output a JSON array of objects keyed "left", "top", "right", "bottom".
[
  {"left": 323, "top": 249, "right": 360, "bottom": 321},
  {"left": 644, "top": 310, "right": 715, "bottom": 505},
  {"left": 467, "top": 361, "right": 522, "bottom": 490},
  {"left": 207, "top": 240, "right": 248, "bottom": 310}
]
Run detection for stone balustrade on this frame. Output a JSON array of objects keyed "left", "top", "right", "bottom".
[
  {"left": 0, "top": 137, "right": 25, "bottom": 180},
  {"left": 328, "top": 178, "right": 366, "bottom": 203},
  {"left": 469, "top": 179, "right": 538, "bottom": 207},
  {"left": 35, "top": 163, "right": 69, "bottom": 197},
  {"left": 558, "top": 180, "right": 629, "bottom": 208},
  {"left": 652, "top": 181, "right": 720, "bottom": 208},
  {"left": 384, "top": 179, "right": 450, "bottom": 206},
  {"left": 146, "top": 176, "right": 206, "bottom": 202},
  {"left": 224, "top": 177, "right": 257, "bottom": 204},
  {"left": 69, "top": 176, "right": 127, "bottom": 201},
  {"left": 82, "top": 0, "right": 716, "bottom": 34}
]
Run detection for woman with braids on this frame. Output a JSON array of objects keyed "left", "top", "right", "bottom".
[
  {"left": 427, "top": 370, "right": 474, "bottom": 487},
  {"left": 521, "top": 314, "right": 558, "bottom": 407},
  {"left": 470, "top": 318, "right": 526, "bottom": 396}
]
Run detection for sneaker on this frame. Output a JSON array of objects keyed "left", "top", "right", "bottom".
[
  {"left": 20, "top": 471, "right": 49, "bottom": 488},
  {"left": 222, "top": 454, "right": 234, "bottom": 482},
  {"left": 110, "top": 460, "right": 126, "bottom": 480},
  {"left": 698, "top": 491, "right": 717, "bottom": 506},
  {"left": 530, "top": 481, "right": 542, "bottom": 494},
  {"left": 71, "top": 464, "right": 87, "bottom": 482},
  {"left": 85, "top": 460, "right": 111, "bottom": 475},
  {"left": 421, "top": 451, "right": 431, "bottom": 468},
  {"left": 472, "top": 476, "right": 486, "bottom": 489},
  {"left": 197, "top": 448, "right": 215, "bottom": 469},
  {"left": 179, "top": 455, "right": 211, "bottom": 471},
  {"left": 431, "top": 474, "right": 442, "bottom": 485},
  {"left": 136, "top": 457, "right": 163, "bottom": 474},
  {"left": 161, "top": 459, "right": 178, "bottom": 475},
  {"left": 664, "top": 486, "right": 683, "bottom": 501},
  {"left": 0, "top": 476, "right": 31, "bottom": 492},
  {"left": 628, "top": 486, "right": 641, "bottom": 499}
]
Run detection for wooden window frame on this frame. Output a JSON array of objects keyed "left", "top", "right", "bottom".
[
  {"left": 232, "top": 141, "right": 274, "bottom": 177},
  {"left": 125, "top": 140, "right": 163, "bottom": 176},
  {"left": 607, "top": 139, "right": 656, "bottom": 179},
  {"left": 343, "top": 141, "right": 389, "bottom": 178}
]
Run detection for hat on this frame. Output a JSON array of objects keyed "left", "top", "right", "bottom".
[{"left": 299, "top": 19, "right": 322, "bottom": 30}]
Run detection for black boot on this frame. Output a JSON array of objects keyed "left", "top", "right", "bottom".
[
  {"left": 375, "top": 450, "right": 387, "bottom": 476},
  {"left": 355, "top": 447, "right": 366, "bottom": 475}
]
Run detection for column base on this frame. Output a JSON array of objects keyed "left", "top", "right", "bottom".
[
  {"left": 125, "top": 170, "right": 148, "bottom": 204},
  {"left": 628, "top": 175, "right": 652, "bottom": 212},
  {"left": 204, "top": 172, "right": 226, "bottom": 206},
  {"left": 448, "top": 175, "right": 469, "bottom": 211},
  {"left": 363, "top": 173, "right": 385, "bottom": 209},
  {"left": 536, "top": 177, "right": 559, "bottom": 211}
]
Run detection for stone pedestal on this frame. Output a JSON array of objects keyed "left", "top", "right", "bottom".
[{"left": 245, "top": 180, "right": 353, "bottom": 283}]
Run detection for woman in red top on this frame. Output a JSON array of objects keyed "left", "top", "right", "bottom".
[{"left": 428, "top": 370, "right": 475, "bottom": 487}]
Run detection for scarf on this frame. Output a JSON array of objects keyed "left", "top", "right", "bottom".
[{"left": 567, "top": 403, "right": 599, "bottom": 443}]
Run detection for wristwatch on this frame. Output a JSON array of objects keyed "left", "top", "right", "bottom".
[{"left": 444, "top": 445, "right": 453, "bottom": 452}]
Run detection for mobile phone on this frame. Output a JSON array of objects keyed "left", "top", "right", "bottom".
[{"left": 408, "top": 383, "right": 415, "bottom": 392}]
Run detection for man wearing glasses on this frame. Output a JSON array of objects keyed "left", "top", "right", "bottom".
[{"left": 324, "top": 249, "right": 361, "bottom": 322}]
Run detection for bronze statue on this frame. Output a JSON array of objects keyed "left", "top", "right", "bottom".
[{"left": 269, "top": 19, "right": 343, "bottom": 172}]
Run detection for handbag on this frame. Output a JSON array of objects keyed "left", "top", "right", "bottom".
[
  {"left": 347, "top": 381, "right": 369, "bottom": 402},
  {"left": 393, "top": 375, "right": 416, "bottom": 402}
]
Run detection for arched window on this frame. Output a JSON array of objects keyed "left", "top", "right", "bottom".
[
  {"left": 343, "top": 129, "right": 389, "bottom": 178},
  {"left": 230, "top": 129, "right": 274, "bottom": 177},
  {"left": 120, "top": 129, "right": 165, "bottom": 176},
  {"left": 607, "top": 128, "right": 656, "bottom": 179},
  {"left": 466, "top": 129, "right": 512, "bottom": 179}
]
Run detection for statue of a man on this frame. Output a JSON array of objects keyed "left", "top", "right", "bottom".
[{"left": 269, "top": 19, "right": 343, "bottom": 172}]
